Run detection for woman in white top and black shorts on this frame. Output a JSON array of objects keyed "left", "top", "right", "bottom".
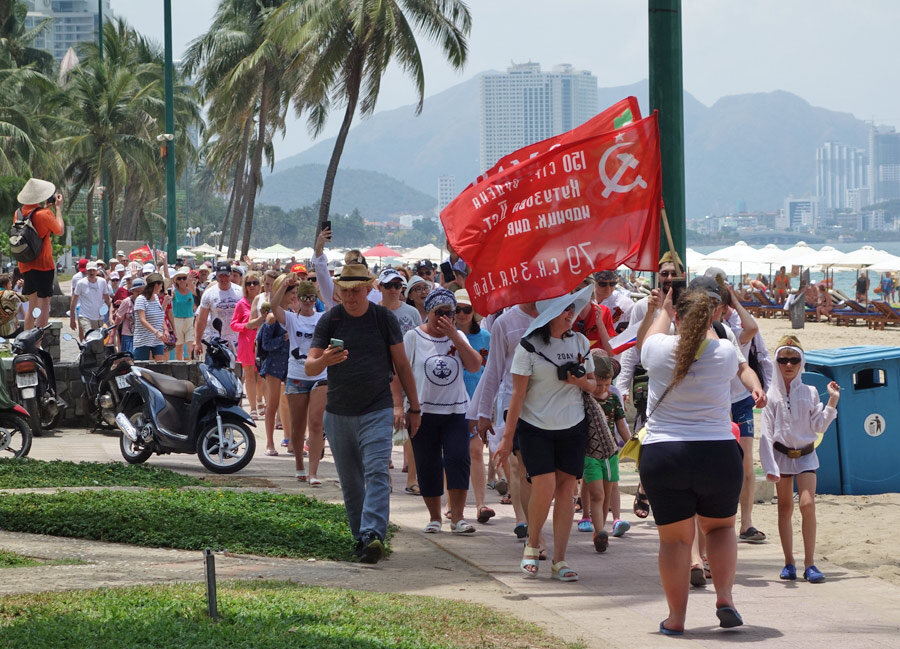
[
  {"left": 405, "top": 287, "right": 483, "bottom": 534},
  {"left": 636, "top": 286, "right": 745, "bottom": 635},
  {"left": 496, "top": 285, "right": 596, "bottom": 583}
]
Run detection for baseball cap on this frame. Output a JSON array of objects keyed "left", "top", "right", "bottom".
[
  {"left": 85, "top": 261, "right": 98, "bottom": 271},
  {"left": 452, "top": 259, "right": 468, "bottom": 277},
  {"left": 290, "top": 263, "right": 308, "bottom": 275},
  {"left": 117, "top": 250, "right": 126, "bottom": 257},
  {"left": 78, "top": 258, "right": 88, "bottom": 270},
  {"left": 232, "top": 265, "right": 245, "bottom": 277},
  {"left": 703, "top": 266, "right": 728, "bottom": 283},
  {"left": 142, "top": 262, "right": 155, "bottom": 274},
  {"left": 688, "top": 276, "right": 722, "bottom": 302},
  {"left": 378, "top": 268, "right": 406, "bottom": 286},
  {"left": 131, "top": 278, "right": 146, "bottom": 290},
  {"left": 109, "top": 271, "right": 120, "bottom": 280},
  {"left": 415, "top": 259, "right": 435, "bottom": 272},
  {"left": 215, "top": 261, "right": 232, "bottom": 275},
  {"left": 115, "top": 264, "right": 125, "bottom": 272},
  {"left": 173, "top": 266, "right": 190, "bottom": 278}
]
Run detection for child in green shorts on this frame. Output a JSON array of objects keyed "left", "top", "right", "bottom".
[{"left": 583, "top": 353, "right": 632, "bottom": 552}]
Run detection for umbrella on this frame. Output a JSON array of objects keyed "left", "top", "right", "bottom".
[
  {"left": 403, "top": 243, "right": 444, "bottom": 263},
  {"left": 703, "top": 241, "right": 759, "bottom": 263},
  {"left": 363, "top": 243, "right": 401, "bottom": 259},
  {"left": 832, "top": 245, "right": 889, "bottom": 269}
]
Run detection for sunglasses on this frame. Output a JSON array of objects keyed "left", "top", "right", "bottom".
[
  {"left": 777, "top": 357, "right": 801, "bottom": 365},
  {"left": 659, "top": 271, "right": 678, "bottom": 278},
  {"left": 433, "top": 310, "right": 453, "bottom": 319},
  {"left": 563, "top": 303, "right": 576, "bottom": 312},
  {"left": 245, "top": 281, "right": 260, "bottom": 286},
  {"left": 420, "top": 270, "right": 434, "bottom": 276},
  {"left": 456, "top": 306, "right": 473, "bottom": 315},
  {"left": 307, "top": 277, "right": 317, "bottom": 283},
  {"left": 382, "top": 282, "right": 404, "bottom": 290},
  {"left": 299, "top": 295, "right": 316, "bottom": 302},
  {"left": 595, "top": 281, "right": 616, "bottom": 287},
  {"left": 175, "top": 277, "right": 186, "bottom": 281}
]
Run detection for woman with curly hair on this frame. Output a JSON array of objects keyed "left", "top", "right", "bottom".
[{"left": 635, "top": 287, "right": 745, "bottom": 635}]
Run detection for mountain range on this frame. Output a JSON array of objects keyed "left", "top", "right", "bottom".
[{"left": 268, "top": 73, "right": 871, "bottom": 218}]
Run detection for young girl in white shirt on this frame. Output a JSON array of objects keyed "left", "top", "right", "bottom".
[{"left": 760, "top": 335, "right": 840, "bottom": 584}]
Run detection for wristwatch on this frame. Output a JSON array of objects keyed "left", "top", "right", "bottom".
[{"left": 406, "top": 408, "right": 421, "bottom": 415}]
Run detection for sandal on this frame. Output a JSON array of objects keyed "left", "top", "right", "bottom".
[
  {"left": 308, "top": 477, "right": 322, "bottom": 487},
  {"left": 499, "top": 494, "right": 512, "bottom": 505},
  {"left": 716, "top": 605, "right": 744, "bottom": 628},
  {"left": 280, "top": 438, "right": 290, "bottom": 447},
  {"left": 264, "top": 449, "right": 279, "bottom": 456},
  {"left": 574, "top": 497, "right": 582, "bottom": 513},
  {"left": 690, "top": 565, "right": 707, "bottom": 587},
  {"left": 404, "top": 484, "right": 420, "bottom": 495},
  {"left": 450, "top": 519, "right": 475, "bottom": 534},
  {"left": 423, "top": 521, "right": 441, "bottom": 534},
  {"left": 551, "top": 560, "right": 579, "bottom": 582},
  {"left": 521, "top": 546, "right": 540, "bottom": 577},
  {"left": 577, "top": 518, "right": 594, "bottom": 533},
  {"left": 476, "top": 506, "right": 495, "bottom": 524},
  {"left": 593, "top": 530, "right": 609, "bottom": 553},
  {"left": 738, "top": 526, "right": 766, "bottom": 543},
  {"left": 633, "top": 488, "right": 650, "bottom": 519},
  {"left": 444, "top": 510, "right": 453, "bottom": 520},
  {"left": 494, "top": 478, "right": 509, "bottom": 496},
  {"left": 295, "top": 470, "right": 307, "bottom": 482},
  {"left": 514, "top": 523, "right": 528, "bottom": 539},
  {"left": 702, "top": 556, "right": 712, "bottom": 579}
]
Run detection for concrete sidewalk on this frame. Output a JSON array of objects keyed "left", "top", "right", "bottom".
[{"left": 18, "top": 427, "right": 900, "bottom": 648}]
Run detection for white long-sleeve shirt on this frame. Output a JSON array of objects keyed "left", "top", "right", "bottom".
[
  {"left": 312, "top": 252, "right": 382, "bottom": 310},
  {"left": 466, "top": 305, "right": 534, "bottom": 420}
]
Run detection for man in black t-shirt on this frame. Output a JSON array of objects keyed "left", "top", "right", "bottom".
[{"left": 305, "top": 264, "right": 421, "bottom": 564}]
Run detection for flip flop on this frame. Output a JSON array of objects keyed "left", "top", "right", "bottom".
[
  {"left": 308, "top": 477, "right": 322, "bottom": 487},
  {"left": 514, "top": 523, "right": 528, "bottom": 539},
  {"left": 499, "top": 494, "right": 512, "bottom": 505},
  {"left": 295, "top": 470, "right": 307, "bottom": 482},
  {"left": 716, "top": 605, "right": 744, "bottom": 628},
  {"left": 264, "top": 449, "right": 279, "bottom": 456},
  {"left": 494, "top": 478, "right": 509, "bottom": 496},
  {"left": 404, "top": 484, "right": 420, "bottom": 495},
  {"left": 633, "top": 489, "right": 650, "bottom": 519},
  {"left": 738, "top": 526, "right": 766, "bottom": 543},
  {"left": 691, "top": 566, "right": 707, "bottom": 587},
  {"left": 476, "top": 506, "right": 495, "bottom": 524},
  {"left": 659, "top": 621, "right": 684, "bottom": 636}
]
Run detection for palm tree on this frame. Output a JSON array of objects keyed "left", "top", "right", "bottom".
[
  {"left": 267, "top": 0, "right": 471, "bottom": 233},
  {"left": 0, "top": 0, "right": 55, "bottom": 73},
  {"left": 184, "top": 0, "right": 291, "bottom": 259}
]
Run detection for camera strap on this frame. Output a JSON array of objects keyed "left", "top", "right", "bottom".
[{"left": 519, "top": 338, "right": 565, "bottom": 369}]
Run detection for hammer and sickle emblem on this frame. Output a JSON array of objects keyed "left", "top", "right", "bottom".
[{"left": 599, "top": 141, "right": 648, "bottom": 198}]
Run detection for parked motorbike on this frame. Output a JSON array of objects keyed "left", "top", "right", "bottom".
[
  {"left": 64, "top": 323, "right": 133, "bottom": 429},
  {"left": 9, "top": 308, "right": 65, "bottom": 436},
  {"left": 0, "top": 380, "right": 34, "bottom": 458},
  {"left": 115, "top": 318, "right": 256, "bottom": 473}
]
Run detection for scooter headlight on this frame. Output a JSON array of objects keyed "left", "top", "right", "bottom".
[{"left": 206, "top": 372, "right": 227, "bottom": 396}]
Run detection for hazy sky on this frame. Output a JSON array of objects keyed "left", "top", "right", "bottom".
[{"left": 112, "top": 0, "right": 900, "bottom": 160}]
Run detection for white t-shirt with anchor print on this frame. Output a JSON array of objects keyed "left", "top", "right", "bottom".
[{"left": 403, "top": 326, "right": 473, "bottom": 415}]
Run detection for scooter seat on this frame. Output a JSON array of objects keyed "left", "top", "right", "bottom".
[{"left": 140, "top": 369, "right": 196, "bottom": 400}]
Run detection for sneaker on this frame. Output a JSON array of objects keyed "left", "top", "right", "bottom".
[
  {"left": 359, "top": 533, "right": 384, "bottom": 564},
  {"left": 612, "top": 519, "right": 631, "bottom": 537},
  {"left": 779, "top": 564, "right": 797, "bottom": 580},
  {"left": 803, "top": 565, "right": 825, "bottom": 583},
  {"left": 593, "top": 530, "right": 609, "bottom": 553},
  {"left": 577, "top": 519, "right": 594, "bottom": 533}
]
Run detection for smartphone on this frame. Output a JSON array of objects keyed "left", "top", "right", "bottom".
[
  {"left": 323, "top": 220, "right": 332, "bottom": 238},
  {"left": 440, "top": 261, "right": 455, "bottom": 284},
  {"left": 330, "top": 338, "right": 344, "bottom": 351},
  {"left": 670, "top": 277, "right": 686, "bottom": 304}
]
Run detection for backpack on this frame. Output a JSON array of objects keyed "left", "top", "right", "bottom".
[
  {"left": 10, "top": 207, "right": 44, "bottom": 263},
  {"left": 712, "top": 321, "right": 766, "bottom": 390}
]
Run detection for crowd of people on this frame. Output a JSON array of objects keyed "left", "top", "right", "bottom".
[{"left": 11, "top": 177, "right": 843, "bottom": 635}]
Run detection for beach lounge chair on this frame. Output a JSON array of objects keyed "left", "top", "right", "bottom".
[
  {"left": 868, "top": 302, "right": 900, "bottom": 330},
  {"left": 750, "top": 291, "right": 783, "bottom": 318}
]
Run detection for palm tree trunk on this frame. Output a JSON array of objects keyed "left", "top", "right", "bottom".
[
  {"left": 227, "top": 118, "right": 254, "bottom": 259},
  {"left": 240, "top": 67, "right": 273, "bottom": 258},
  {"left": 85, "top": 185, "right": 95, "bottom": 257},
  {"left": 317, "top": 55, "right": 362, "bottom": 234},
  {"left": 220, "top": 168, "right": 238, "bottom": 237}
]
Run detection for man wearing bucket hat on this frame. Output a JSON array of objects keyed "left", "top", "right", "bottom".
[
  {"left": 14, "top": 178, "right": 65, "bottom": 333},
  {"left": 496, "top": 285, "right": 597, "bottom": 582},
  {"left": 305, "top": 262, "right": 421, "bottom": 564}
]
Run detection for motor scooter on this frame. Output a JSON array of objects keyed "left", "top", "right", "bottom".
[
  {"left": 8, "top": 308, "right": 64, "bottom": 436},
  {"left": 115, "top": 318, "right": 255, "bottom": 473}
]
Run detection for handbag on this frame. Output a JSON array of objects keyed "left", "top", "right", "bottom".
[{"left": 583, "top": 391, "right": 619, "bottom": 460}]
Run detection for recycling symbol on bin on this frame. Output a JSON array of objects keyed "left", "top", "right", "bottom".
[{"left": 425, "top": 354, "right": 459, "bottom": 387}]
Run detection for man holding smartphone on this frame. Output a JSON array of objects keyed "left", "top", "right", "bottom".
[{"left": 14, "top": 178, "right": 64, "bottom": 334}]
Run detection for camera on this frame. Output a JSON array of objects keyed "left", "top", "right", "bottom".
[{"left": 557, "top": 362, "right": 586, "bottom": 381}]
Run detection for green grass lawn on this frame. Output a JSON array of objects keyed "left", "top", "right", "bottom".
[
  {"left": 0, "top": 549, "right": 85, "bottom": 569},
  {"left": 0, "top": 581, "right": 575, "bottom": 649},
  {"left": 0, "top": 489, "right": 365, "bottom": 561},
  {"left": 0, "top": 459, "right": 204, "bottom": 489}
]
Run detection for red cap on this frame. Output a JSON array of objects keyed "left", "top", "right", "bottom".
[
  {"left": 78, "top": 258, "right": 89, "bottom": 270},
  {"left": 291, "top": 263, "right": 308, "bottom": 275}
]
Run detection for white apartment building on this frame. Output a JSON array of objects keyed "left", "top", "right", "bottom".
[
  {"left": 479, "top": 62, "right": 598, "bottom": 171},
  {"left": 25, "top": 0, "right": 110, "bottom": 62}
]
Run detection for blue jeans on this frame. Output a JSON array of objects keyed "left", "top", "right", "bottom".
[
  {"left": 120, "top": 335, "right": 133, "bottom": 354},
  {"left": 324, "top": 407, "right": 393, "bottom": 542}
]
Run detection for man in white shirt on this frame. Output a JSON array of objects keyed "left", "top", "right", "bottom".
[
  {"left": 69, "top": 261, "right": 111, "bottom": 339},
  {"left": 194, "top": 261, "right": 243, "bottom": 359},
  {"left": 594, "top": 270, "right": 634, "bottom": 333},
  {"left": 471, "top": 302, "right": 538, "bottom": 539}
]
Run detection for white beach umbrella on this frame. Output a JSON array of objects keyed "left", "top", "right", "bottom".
[{"left": 832, "top": 245, "right": 889, "bottom": 269}]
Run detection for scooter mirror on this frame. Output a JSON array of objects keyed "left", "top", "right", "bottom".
[
  {"left": 31, "top": 307, "right": 42, "bottom": 318},
  {"left": 212, "top": 318, "right": 223, "bottom": 334},
  {"left": 62, "top": 333, "right": 74, "bottom": 341},
  {"left": 100, "top": 304, "right": 109, "bottom": 317}
]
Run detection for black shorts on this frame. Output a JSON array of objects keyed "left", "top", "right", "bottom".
[
  {"left": 22, "top": 268, "right": 55, "bottom": 298},
  {"left": 639, "top": 440, "right": 743, "bottom": 526},
  {"left": 516, "top": 417, "right": 587, "bottom": 479}
]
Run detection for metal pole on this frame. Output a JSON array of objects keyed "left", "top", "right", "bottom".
[
  {"left": 99, "top": 0, "right": 110, "bottom": 262},
  {"left": 164, "top": 0, "right": 177, "bottom": 260},
  {"left": 649, "top": 0, "right": 686, "bottom": 266},
  {"left": 202, "top": 549, "right": 218, "bottom": 621}
]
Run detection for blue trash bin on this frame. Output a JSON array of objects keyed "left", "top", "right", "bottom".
[{"left": 803, "top": 346, "right": 900, "bottom": 495}]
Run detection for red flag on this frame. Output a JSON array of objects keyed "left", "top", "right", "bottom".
[
  {"left": 468, "top": 97, "right": 641, "bottom": 188},
  {"left": 441, "top": 111, "right": 662, "bottom": 315},
  {"left": 128, "top": 244, "right": 153, "bottom": 262}
]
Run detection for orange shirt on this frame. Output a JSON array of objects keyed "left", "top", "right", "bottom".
[{"left": 15, "top": 204, "right": 63, "bottom": 272}]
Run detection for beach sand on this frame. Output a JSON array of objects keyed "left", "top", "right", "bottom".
[{"left": 749, "top": 316, "right": 900, "bottom": 586}]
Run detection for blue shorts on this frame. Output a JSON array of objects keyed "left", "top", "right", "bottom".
[
  {"left": 120, "top": 335, "right": 133, "bottom": 354},
  {"left": 731, "top": 395, "right": 755, "bottom": 438},
  {"left": 134, "top": 344, "right": 165, "bottom": 360},
  {"left": 285, "top": 378, "right": 327, "bottom": 395}
]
